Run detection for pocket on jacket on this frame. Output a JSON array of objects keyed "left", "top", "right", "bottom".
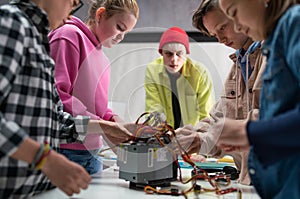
[{"left": 221, "top": 80, "right": 241, "bottom": 99}]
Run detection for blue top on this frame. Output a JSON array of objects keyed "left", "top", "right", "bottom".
[
  {"left": 235, "top": 41, "right": 261, "bottom": 83},
  {"left": 247, "top": 5, "right": 300, "bottom": 199},
  {"left": 247, "top": 107, "right": 300, "bottom": 165}
]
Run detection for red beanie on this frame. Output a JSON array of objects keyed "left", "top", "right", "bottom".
[{"left": 159, "top": 26, "right": 190, "bottom": 54}]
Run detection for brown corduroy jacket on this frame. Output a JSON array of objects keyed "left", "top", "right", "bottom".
[{"left": 198, "top": 42, "right": 266, "bottom": 185}]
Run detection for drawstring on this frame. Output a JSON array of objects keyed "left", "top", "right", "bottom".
[
  {"left": 245, "top": 41, "right": 261, "bottom": 113},
  {"left": 234, "top": 41, "right": 261, "bottom": 118},
  {"left": 235, "top": 55, "right": 239, "bottom": 119},
  {"left": 246, "top": 54, "right": 250, "bottom": 113}
]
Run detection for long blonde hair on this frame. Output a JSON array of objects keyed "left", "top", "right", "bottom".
[
  {"left": 264, "top": 0, "right": 300, "bottom": 38},
  {"left": 86, "top": 0, "right": 139, "bottom": 26}
]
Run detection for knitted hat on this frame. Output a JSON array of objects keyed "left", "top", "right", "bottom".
[{"left": 159, "top": 26, "right": 190, "bottom": 54}]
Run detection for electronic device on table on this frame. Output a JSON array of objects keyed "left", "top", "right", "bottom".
[
  {"left": 117, "top": 112, "right": 177, "bottom": 189},
  {"left": 116, "top": 112, "right": 239, "bottom": 197},
  {"left": 117, "top": 139, "right": 177, "bottom": 189}
]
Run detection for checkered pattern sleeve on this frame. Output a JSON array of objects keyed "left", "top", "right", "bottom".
[
  {"left": 0, "top": 1, "right": 91, "bottom": 197},
  {"left": 0, "top": 6, "right": 30, "bottom": 158},
  {"left": 57, "top": 98, "right": 90, "bottom": 144}
]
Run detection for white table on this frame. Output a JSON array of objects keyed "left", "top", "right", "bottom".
[{"left": 33, "top": 165, "right": 261, "bottom": 199}]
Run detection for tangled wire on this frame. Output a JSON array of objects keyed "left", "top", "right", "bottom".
[{"left": 127, "top": 112, "right": 238, "bottom": 198}]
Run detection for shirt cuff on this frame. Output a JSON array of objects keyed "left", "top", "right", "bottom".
[{"left": 74, "top": 115, "right": 90, "bottom": 142}]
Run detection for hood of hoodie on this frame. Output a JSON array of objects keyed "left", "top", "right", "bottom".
[
  {"left": 49, "top": 16, "right": 100, "bottom": 47},
  {"left": 227, "top": 40, "right": 262, "bottom": 117}
]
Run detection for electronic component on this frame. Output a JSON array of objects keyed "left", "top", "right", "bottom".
[
  {"left": 117, "top": 112, "right": 178, "bottom": 189},
  {"left": 116, "top": 112, "right": 237, "bottom": 196},
  {"left": 117, "top": 137, "right": 177, "bottom": 189},
  {"left": 191, "top": 165, "right": 239, "bottom": 180}
]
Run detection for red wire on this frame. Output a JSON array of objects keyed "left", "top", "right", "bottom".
[{"left": 125, "top": 112, "right": 238, "bottom": 197}]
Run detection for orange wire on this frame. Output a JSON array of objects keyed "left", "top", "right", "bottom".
[{"left": 127, "top": 112, "right": 238, "bottom": 197}]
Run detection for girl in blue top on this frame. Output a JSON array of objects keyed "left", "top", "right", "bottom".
[{"left": 217, "top": 0, "right": 300, "bottom": 198}]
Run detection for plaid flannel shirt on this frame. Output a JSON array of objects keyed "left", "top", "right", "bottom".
[{"left": 0, "top": 0, "right": 88, "bottom": 198}]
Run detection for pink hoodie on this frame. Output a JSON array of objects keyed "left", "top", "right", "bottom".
[{"left": 49, "top": 16, "right": 114, "bottom": 150}]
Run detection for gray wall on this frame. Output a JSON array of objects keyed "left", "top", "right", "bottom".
[
  {"left": 0, "top": 0, "right": 8, "bottom": 5},
  {"left": 79, "top": 0, "right": 203, "bottom": 32},
  {"left": 133, "top": 0, "right": 202, "bottom": 32},
  {"left": 0, "top": 0, "right": 202, "bottom": 32}
]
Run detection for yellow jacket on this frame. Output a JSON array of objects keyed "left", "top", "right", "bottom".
[{"left": 144, "top": 57, "right": 214, "bottom": 127}]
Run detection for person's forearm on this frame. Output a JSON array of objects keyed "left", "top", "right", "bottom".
[
  {"left": 87, "top": 119, "right": 104, "bottom": 134},
  {"left": 199, "top": 132, "right": 224, "bottom": 157},
  {"left": 247, "top": 106, "right": 300, "bottom": 165},
  {"left": 11, "top": 138, "right": 40, "bottom": 164},
  {"left": 247, "top": 107, "right": 300, "bottom": 148}
]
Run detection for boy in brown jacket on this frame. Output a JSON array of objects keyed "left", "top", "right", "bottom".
[{"left": 175, "top": 0, "right": 265, "bottom": 185}]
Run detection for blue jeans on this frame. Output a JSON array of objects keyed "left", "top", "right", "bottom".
[{"left": 59, "top": 148, "right": 103, "bottom": 175}]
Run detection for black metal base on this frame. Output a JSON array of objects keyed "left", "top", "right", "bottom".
[{"left": 129, "top": 181, "right": 172, "bottom": 190}]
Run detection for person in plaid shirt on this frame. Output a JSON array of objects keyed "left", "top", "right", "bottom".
[{"left": 0, "top": 0, "right": 100, "bottom": 198}]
